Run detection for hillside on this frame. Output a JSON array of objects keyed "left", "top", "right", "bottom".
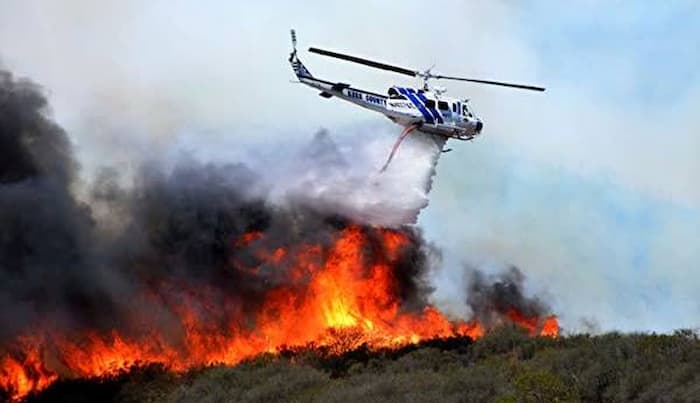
[{"left": 21, "top": 326, "right": 700, "bottom": 403}]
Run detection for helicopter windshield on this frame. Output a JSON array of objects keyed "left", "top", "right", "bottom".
[
  {"left": 387, "top": 88, "right": 408, "bottom": 100},
  {"left": 462, "top": 102, "right": 473, "bottom": 117}
]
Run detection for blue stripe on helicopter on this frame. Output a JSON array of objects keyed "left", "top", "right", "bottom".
[
  {"left": 397, "top": 87, "right": 434, "bottom": 124},
  {"left": 413, "top": 90, "right": 444, "bottom": 124}
]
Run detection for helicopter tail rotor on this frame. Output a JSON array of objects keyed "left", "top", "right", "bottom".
[{"left": 289, "top": 29, "right": 313, "bottom": 78}]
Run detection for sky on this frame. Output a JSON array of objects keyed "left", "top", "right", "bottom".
[{"left": 0, "top": 0, "right": 698, "bottom": 332}]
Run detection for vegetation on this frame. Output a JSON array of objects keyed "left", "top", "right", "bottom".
[{"left": 22, "top": 327, "right": 700, "bottom": 403}]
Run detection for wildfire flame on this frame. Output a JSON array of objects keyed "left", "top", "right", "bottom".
[{"left": 0, "top": 226, "right": 558, "bottom": 401}]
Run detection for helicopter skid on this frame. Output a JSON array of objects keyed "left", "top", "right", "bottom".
[
  {"left": 415, "top": 124, "right": 476, "bottom": 141},
  {"left": 453, "top": 133, "right": 476, "bottom": 141}
]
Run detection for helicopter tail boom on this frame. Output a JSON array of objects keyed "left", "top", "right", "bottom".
[
  {"left": 290, "top": 30, "right": 393, "bottom": 115},
  {"left": 289, "top": 29, "right": 314, "bottom": 79}
]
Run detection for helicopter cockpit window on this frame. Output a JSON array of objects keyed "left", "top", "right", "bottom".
[
  {"left": 424, "top": 99, "right": 436, "bottom": 108},
  {"left": 462, "top": 104, "right": 472, "bottom": 117},
  {"left": 387, "top": 88, "right": 408, "bottom": 100},
  {"left": 438, "top": 101, "right": 449, "bottom": 111}
]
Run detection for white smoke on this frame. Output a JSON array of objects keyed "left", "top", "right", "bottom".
[{"left": 253, "top": 126, "right": 447, "bottom": 226}]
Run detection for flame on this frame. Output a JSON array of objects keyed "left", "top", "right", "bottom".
[
  {"left": 507, "top": 309, "right": 560, "bottom": 337},
  {"left": 541, "top": 316, "right": 560, "bottom": 337},
  {"left": 0, "top": 339, "right": 57, "bottom": 402},
  {"left": 0, "top": 225, "right": 558, "bottom": 400}
]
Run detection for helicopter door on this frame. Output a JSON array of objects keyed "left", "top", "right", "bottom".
[{"left": 437, "top": 101, "right": 451, "bottom": 123}]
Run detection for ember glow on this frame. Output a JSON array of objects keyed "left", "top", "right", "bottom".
[{"left": 0, "top": 225, "right": 558, "bottom": 401}]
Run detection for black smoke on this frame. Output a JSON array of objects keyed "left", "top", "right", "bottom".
[
  {"left": 466, "top": 266, "right": 550, "bottom": 326},
  {"left": 0, "top": 69, "right": 554, "bottom": 373},
  {"left": 0, "top": 70, "right": 438, "bottom": 347},
  {"left": 0, "top": 70, "right": 103, "bottom": 341}
]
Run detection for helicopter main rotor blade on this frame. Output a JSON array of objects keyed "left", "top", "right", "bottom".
[
  {"left": 434, "top": 75, "right": 545, "bottom": 92},
  {"left": 308, "top": 47, "right": 545, "bottom": 91},
  {"left": 309, "top": 47, "right": 417, "bottom": 77}
]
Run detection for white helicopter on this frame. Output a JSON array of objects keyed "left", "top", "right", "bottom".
[{"left": 288, "top": 30, "right": 545, "bottom": 171}]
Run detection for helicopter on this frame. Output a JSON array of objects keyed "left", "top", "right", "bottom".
[{"left": 288, "top": 30, "right": 545, "bottom": 171}]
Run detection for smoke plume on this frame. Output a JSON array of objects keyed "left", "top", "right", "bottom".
[
  {"left": 0, "top": 71, "right": 101, "bottom": 342},
  {"left": 0, "top": 69, "right": 441, "bottom": 344},
  {"left": 466, "top": 266, "right": 550, "bottom": 328},
  {"left": 253, "top": 126, "right": 447, "bottom": 227},
  {"left": 0, "top": 70, "right": 557, "bottom": 400}
]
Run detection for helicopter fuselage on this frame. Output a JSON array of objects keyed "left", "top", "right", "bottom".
[
  {"left": 288, "top": 29, "right": 542, "bottom": 171},
  {"left": 288, "top": 28, "right": 542, "bottom": 148},
  {"left": 295, "top": 72, "right": 483, "bottom": 141}
]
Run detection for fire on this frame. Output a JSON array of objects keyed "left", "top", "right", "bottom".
[
  {"left": 541, "top": 316, "right": 560, "bottom": 337},
  {"left": 0, "top": 340, "right": 57, "bottom": 402},
  {"left": 0, "top": 225, "right": 558, "bottom": 401},
  {"left": 507, "top": 309, "right": 560, "bottom": 338}
]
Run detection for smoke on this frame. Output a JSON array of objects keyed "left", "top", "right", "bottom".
[
  {"left": 88, "top": 158, "right": 439, "bottom": 341},
  {"left": 1, "top": 1, "right": 698, "bottom": 334},
  {"left": 0, "top": 71, "right": 105, "bottom": 341},
  {"left": 0, "top": 68, "right": 555, "bottom": 355},
  {"left": 265, "top": 127, "right": 447, "bottom": 226},
  {"left": 0, "top": 69, "right": 441, "bottom": 345},
  {"left": 465, "top": 266, "right": 550, "bottom": 327},
  {"left": 0, "top": 72, "right": 75, "bottom": 185}
]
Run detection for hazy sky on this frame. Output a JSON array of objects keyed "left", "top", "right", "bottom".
[{"left": 1, "top": 0, "right": 698, "bottom": 332}]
